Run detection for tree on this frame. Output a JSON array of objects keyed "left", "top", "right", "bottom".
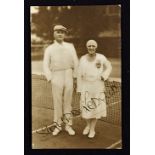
[{"left": 31, "top": 5, "right": 121, "bottom": 40}]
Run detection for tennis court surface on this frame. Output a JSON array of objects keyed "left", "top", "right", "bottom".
[{"left": 32, "top": 74, "right": 122, "bottom": 149}]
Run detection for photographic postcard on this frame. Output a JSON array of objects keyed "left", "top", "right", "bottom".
[{"left": 25, "top": 0, "right": 129, "bottom": 154}]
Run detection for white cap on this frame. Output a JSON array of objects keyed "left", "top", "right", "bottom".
[{"left": 86, "top": 40, "right": 98, "bottom": 48}]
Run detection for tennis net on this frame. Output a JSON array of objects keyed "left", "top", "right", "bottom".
[{"left": 32, "top": 74, "right": 121, "bottom": 126}]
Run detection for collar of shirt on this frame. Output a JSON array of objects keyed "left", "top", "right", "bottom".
[{"left": 54, "top": 40, "right": 65, "bottom": 46}]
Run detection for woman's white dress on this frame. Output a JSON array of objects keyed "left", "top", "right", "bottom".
[{"left": 77, "top": 53, "right": 112, "bottom": 119}]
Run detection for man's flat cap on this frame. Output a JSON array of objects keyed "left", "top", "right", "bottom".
[{"left": 53, "top": 25, "right": 67, "bottom": 32}]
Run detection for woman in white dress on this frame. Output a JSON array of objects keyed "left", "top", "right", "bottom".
[{"left": 77, "top": 40, "right": 112, "bottom": 138}]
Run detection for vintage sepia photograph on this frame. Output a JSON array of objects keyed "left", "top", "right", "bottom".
[{"left": 31, "top": 5, "right": 122, "bottom": 149}]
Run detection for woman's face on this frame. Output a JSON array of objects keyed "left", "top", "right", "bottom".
[{"left": 87, "top": 44, "right": 97, "bottom": 55}]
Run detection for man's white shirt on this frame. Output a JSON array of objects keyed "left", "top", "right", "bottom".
[{"left": 43, "top": 41, "right": 79, "bottom": 81}]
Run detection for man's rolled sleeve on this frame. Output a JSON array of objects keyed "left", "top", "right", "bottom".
[
  {"left": 71, "top": 44, "right": 79, "bottom": 78},
  {"left": 43, "top": 47, "right": 52, "bottom": 81}
]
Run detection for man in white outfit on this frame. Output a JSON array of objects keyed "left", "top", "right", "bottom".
[{"left": 43, "top": 25, "right": 79, "bottom": 136}]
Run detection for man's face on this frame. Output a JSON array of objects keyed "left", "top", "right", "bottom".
[
  {"left": 87, "top": 45, "right": 97, "bottom": 55},
  {"left": 53, "top": 30, "right": 65, "bottom": 42}
]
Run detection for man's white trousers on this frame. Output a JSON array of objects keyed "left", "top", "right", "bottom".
[{"left": 51, "top": 69, "right": 73, "bottom": 126}]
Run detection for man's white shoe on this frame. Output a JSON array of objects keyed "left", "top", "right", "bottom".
[
  {"left": 65, "top": 125, "right": 75, "bottom": 135},
  {"left": 52, "top": 127, "right": 62, "bottom": 136},
  {"left": 83, "top": 126, "right": 90, "bottom": 135},
  {"left": 88, "top": 131, "right": 95, "bottom": 138}
]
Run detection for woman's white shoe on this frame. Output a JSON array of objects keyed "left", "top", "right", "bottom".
[
  {"left": 88, "top": 131, "right": 95, "bottom": 138},
  {"left": 83, "top": 126, "right": 90, "bottom": 135}
]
